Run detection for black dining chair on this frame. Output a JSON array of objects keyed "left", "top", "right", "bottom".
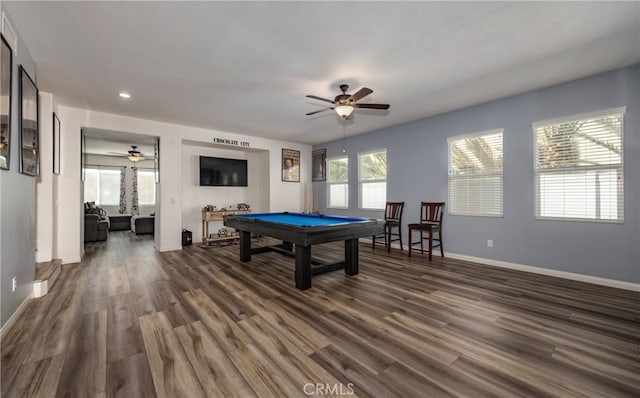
[
  {"left": 373, "top": 201, "right": 405, "bottom": 253},
  {"left": 408, "top": 202, "right": 445, "bottom": 261}
]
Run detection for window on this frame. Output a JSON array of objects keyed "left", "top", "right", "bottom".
[
  {"left": 534, "top": 108, "right": 624, "bottom": 222},
  {"left": 84, "top": 168, "right": 121, "bottom": 206},
  {"left": 358, "top": 150, "right": 387, "bottom": 210},
  {"left": 137, "top": 170, "right": 156, "bottom": 206},
  {"left": 327, "top": 157, "right": 348, "bottom": 208},
  {"left": 448, "top": 130, "right": 503, "bottom": 216}
]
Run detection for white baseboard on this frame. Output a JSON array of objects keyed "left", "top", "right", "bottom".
[
  {"left": 61, "top": 257, "right": 81, "bottom": 265},
  {"left": 360, "top": 238, "right": 639, "bottom": 292},
  {"left": 0, "top": 292, "right": 34, "bottom": 337},
  {"left": 33, "top": 279, "right": 48, "bottom": 298},
  {"left": 444, "top": 252, "right": 639, "bottom": 292}
]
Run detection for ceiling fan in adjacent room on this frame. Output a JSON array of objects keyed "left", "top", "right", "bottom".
[
  {"left": 107, "top": 145, "right": 145, "bottom": 162},
  {"left": 126, "top": 146, "right": 144, "bottom": 162},
  {"left": 306, "top": 84, "right": 390, "bottom": 118}
]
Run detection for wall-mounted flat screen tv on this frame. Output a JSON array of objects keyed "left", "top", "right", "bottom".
[{"left": 199, "top": 156, "right": 248, "bottom": 186}]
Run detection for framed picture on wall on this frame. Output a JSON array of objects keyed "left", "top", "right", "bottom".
[
  {"left": 19, "top": 65, "right": 39, "bottom": 177},
  {"left": 282, "top": 148, "right": 300, "bottom": 182},
  {"left": 312, "top": 148, "right": 326, "bottom": 182},
  {"left": 53, "top": 112, "right": 61, "bottom": 174},
  {"left": 0, "top": 34, "right": 13, "bottom": 170}
]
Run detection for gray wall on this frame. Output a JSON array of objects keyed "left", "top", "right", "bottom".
[
  {"left": 0, "top": 6, "right": 37, "bottom": 327},
  {"left": 315, "top": 66, "right": 640, "bottom": 283}
]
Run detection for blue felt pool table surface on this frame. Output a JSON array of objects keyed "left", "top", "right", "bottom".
[{"left": 234, "top": 212, "right": 369, "bottom": 227}]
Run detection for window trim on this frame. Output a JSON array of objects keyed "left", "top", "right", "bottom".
[
  {"left": 447, "top": 129, "right": 504, "bottom": 217},
  {"left": 326, "top": 155, "right": 349, "bottom": 209},
  {"left": 357, "top": 149, "right": 387, "bottom": 210},
  {"left": 532, "top": 108, "right": 625, "bottom": 223}
]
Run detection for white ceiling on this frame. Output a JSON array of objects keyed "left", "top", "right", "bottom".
[{"left": 5, "top": 2, "right": 639, "bottom": 145}]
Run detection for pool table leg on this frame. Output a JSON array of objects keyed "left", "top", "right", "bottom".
[
  {"left": 345, "top": 238, "right": 359, "bottom": 276},
  {"left": 295, "top": 245, "right": 312, "bottom": 290},
  {"left": 239, "top": 230, "right": 251, "bottom": 262}
]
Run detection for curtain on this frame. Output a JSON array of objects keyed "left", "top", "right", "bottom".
[
  {"left": 118, "top": 166, "right": 127, "bottom": 214},
  {"left": 131, "top": 166, "right": 139, "bottom": 215}
]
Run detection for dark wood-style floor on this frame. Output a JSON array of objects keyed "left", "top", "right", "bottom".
[{"left": 1, "top": 232, "right": 639, "bottom": 397}]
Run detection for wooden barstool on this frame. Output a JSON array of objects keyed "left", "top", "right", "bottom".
[
  {"left": 373, "top": 201, "right": 404, "bottom": 253},
  {"left": 408, "top": 202, "right": 445, "bottom": 261}
]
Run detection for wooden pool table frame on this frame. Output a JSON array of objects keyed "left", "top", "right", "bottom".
[{"left": 224, "top": 213, "right": 385, "bottom": 290}]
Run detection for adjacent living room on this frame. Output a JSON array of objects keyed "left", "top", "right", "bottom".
[{"left": 83, "top": 129, "right": 158, "bottom": 244}]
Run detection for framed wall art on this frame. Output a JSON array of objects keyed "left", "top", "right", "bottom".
[
  {"left": 19, "top": 65, "right": 39, "bottom": 176},
  {"left": 312, "top": 148, "right": 326, "bottom": 182},
  {"left": 53, "top": 112, "right": 61, "bottom": 174},
  {"left": 0, "top": 34, "right": 12, "bottom": 170},
  {"left": 282, "top": 148, "right": 300, "bottom": 182}
]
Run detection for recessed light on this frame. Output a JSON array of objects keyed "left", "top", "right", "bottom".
[{"left": 119, "top": 92, "right": 131, "bottom": 99}]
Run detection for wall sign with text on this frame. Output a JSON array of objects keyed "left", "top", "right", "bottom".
[{"left": 213, "top": 137, "right": 250, "bottom": 147}]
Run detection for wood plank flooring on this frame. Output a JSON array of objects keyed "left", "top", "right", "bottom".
[{"left": 1, "top": 231, "right": 639, "bottom": 397}]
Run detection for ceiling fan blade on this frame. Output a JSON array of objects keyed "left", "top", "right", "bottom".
[
  {"left": 349, "top": 87, "right": 373, "bottom": 102},
  {"left": 305, "top": 108, "right": 333, "bottom": 116},
  {"left": 306, "top": 95, "right": 335, "bottom": 104},
  {"left": 355, "top": 103, "right": 390, "bottom": 110}
]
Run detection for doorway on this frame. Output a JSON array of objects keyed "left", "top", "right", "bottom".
[{"left": 81, "top": 128, "right": 159, "bottom": 247}]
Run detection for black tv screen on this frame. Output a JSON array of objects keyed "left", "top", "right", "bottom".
[{"left": 199, "top": 156, "right": 248, "bottom": 186}]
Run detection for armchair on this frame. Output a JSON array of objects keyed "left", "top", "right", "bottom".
[{"left": 84, "top": 214, "right": 109, "bottom": 242}]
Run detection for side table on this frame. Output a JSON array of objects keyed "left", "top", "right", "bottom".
[{"left": 109, "top": 214, "right": 132, "bottom": 231}]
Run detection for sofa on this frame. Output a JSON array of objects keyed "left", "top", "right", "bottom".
[
  {"left": 131, "top": 215, "right": 154, "bottom": 235},
  {"left": 85, "top": 214, "right": 109, "bottom": 242}
]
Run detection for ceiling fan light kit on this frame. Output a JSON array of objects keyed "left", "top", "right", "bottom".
[
  {"left": 306, "top": 84, "right": 389, "bottom": 118},
  {"left": 127, "top": 145, "right": 143, "bottom": 162},
  {"left": 335, "top": 104, "right": 354, "bottom": 118}
]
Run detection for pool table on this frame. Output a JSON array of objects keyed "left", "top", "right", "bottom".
[{"left": 224, "top": 212, "right": 385, "bottom": 290}]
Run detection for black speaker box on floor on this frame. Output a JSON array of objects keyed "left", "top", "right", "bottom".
[{"left": 182, "top": 229, "right": 192, "bottom": 246}]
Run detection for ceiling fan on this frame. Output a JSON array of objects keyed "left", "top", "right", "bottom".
[
  {"left": 107, "top": 145, "right": 145, "bottom": 162},
  {"left": 126, "top": 145, "right": 144, "bottom": 162},
  {"left": 306, "top": 84, "right": 390, "bottom": 118}
]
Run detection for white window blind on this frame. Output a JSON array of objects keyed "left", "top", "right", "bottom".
[
  {"left": 359, "top": 150, "right": 387, "bottom": 209},
  {"left": 327, "top": 157, "right": 348, "bottom": 208},
  {"left": 137, "top": 170, "right": 156, "bottom": 206},
  {"left": 84, "top": 167, "right": 121, "bottom": 206},
  {"left": 448, "top": 130, "right": 503, "bottom": 216},
  {"left": 534, "top": 109, "right": 624, "bottom": 222}
]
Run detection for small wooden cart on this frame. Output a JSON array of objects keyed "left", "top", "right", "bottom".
[{"left": 201, "top": 210, "right": 251, "bottom": 244}]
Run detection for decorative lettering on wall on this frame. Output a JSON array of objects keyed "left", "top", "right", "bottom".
[{"left": 213, "top": 138, "right": 250, "bottom": 147}]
